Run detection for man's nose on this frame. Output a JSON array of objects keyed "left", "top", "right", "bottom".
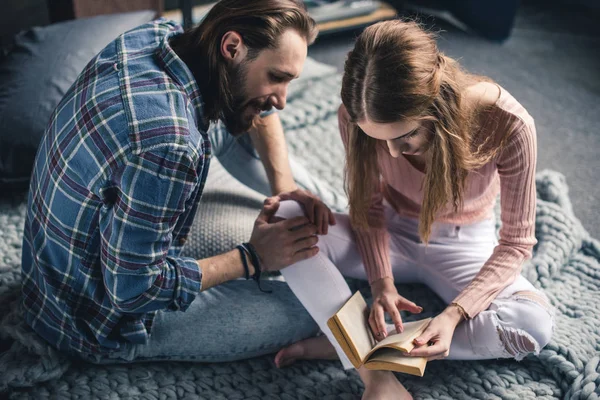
[{"left": 270, "top": 85, "right": 288, "bottom": 110}]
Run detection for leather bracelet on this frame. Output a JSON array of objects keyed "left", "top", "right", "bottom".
[
  {"left": 236, "top": 245, "right": 251, "bottom": 280},
  {"left": 241, "top": 242, "right": 272, "bottom": 293}
]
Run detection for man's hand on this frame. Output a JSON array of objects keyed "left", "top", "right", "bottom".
[
  {"left": 369, "top": 277, "right": 423, "bottom": 341},
  {"left": 277, "top": 189, "right": 336, "bottom": 235},
  {"left": 249, "top": 197, "right": 320, "bottom": 272}
]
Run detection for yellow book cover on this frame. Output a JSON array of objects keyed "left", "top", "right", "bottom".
[{"left": 327, "top": 291, "right": 431, "bottom": 377}]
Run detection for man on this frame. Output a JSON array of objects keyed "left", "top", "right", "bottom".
[{"left": 22, "top": 0, "right": 337, "bottom": 364}]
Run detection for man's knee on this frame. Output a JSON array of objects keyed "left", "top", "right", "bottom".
[{"left": 495, "top": 291, "right": 554, "bottom": 360}]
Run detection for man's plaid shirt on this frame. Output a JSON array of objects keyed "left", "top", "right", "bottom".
[{"left": 21, "top": 19, "right": 213, "bottom": 355}]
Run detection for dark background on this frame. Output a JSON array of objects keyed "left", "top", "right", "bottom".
[{"left": 1, "top": 0, "right": 599, "bottom": 237}]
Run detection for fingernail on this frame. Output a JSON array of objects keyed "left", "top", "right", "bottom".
[{"left": 418, "top": 307, "right": 423, "bottom": 312}]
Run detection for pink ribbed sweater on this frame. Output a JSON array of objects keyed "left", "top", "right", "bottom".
[{"left": 338, "top": 86, "right": 538, "bottom": 318}]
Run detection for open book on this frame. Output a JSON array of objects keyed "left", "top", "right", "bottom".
[{"left": 327, "top": 291, "right": 431, "bottom": 377}]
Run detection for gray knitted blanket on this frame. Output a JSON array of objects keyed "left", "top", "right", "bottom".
[{"left": 1, "top": 58, "right": 599, "bottom": 399}]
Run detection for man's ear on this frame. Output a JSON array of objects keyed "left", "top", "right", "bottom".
[{"left": 221, "top": 31, "right": 248, "bottom": 64}]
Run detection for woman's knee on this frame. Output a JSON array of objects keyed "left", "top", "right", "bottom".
[
  {"left": 494, "top": 291, "right": 554, "bottom": 360},
  {"left": 272, "top": 200, "right": 306, "bottom": 221}
]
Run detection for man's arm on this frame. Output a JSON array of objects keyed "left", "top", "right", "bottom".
[
  {"left": 249, "top": 111, "right": 337, "bottom": 235},
  {"left": 248, "top": 112, "right": 297, "bottom": 195},
  {"left": 198, "top": 249, "right": 254, "bottom": 291},
  {"left": 200, "top": 196, "right": 318, "bottom": 290},
  {"left": 100, "top": 149, "right": 205, "bottom": 314}
]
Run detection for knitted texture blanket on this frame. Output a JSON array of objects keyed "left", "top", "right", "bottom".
[{"left": 1, "top": 58, "right": 599, "bottom": 399}]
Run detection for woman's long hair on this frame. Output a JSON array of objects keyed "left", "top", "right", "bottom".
[
  {"left": 171, "top": 0, "right": 317, "bottom": 124},
  {"left": 341, "top": 20, "right": 509, "bottom": 243}
]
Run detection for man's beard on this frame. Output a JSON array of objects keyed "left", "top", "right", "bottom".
[{"left": 221, "top": 61, "right": 272, "bottom": 135}]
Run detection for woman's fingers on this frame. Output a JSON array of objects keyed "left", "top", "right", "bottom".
[
  {"left": 369, "top": 304, "right": 388, "bottom": 340},
  {"left": 328, "top": 209, "right": 336, "bottom": 226},
  {"left": 412, "top": 326, "right": 434, "bottom": 349},
  {"left": 409, "top": 341, "right": 449, "bottom": 360},
  {"left": 409, "top": 323, "right": 450, "bottom": 360},
  {"left": 315, "top": 203, "right": 329, "bottom": 235},
  {"left": 397, "top": 296, "right": 423, "bottom": 314},
  {"left": 383, "top": 298, "right": 404, "bottom": 333}
]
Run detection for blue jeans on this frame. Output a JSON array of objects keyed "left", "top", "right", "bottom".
[
  {"left": 87, "top": 120, "right": 338, "bottom": 364},
  {"left": 91, "top": 280, "right": 319, "bottom": 364}
]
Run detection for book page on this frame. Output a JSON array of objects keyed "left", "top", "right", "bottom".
[
  {"left": 364, "top": 348, "right": 427, "bottom": 377},
  {"left": 329, "top": 291, "right": 375, "bottom": 363},
  {"left": 326, "top": 317, "right": 362, "bottom": 368},
  {"left": 366, "top": 318, "right": 431, "bottom": 358}
]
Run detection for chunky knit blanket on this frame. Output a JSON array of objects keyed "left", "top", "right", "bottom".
[{"left": 1, "top": 58, "right": 599, "bottom": 399}]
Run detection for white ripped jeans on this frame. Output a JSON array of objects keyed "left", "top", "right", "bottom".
[{"left": 275, "top": 200, "right": 554, "bottom": 370}]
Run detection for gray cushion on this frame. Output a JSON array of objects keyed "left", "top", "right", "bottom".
[{"left": 0, "top": 10, "right": 156, "bottom": 191}]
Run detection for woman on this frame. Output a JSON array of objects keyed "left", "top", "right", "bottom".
[{"left": 267, "top": 20, "right": 554, "bottom": 399}]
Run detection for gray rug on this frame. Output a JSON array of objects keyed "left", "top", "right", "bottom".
[{"left": 1, "top": 58, "right": 599, "bottom": 399}]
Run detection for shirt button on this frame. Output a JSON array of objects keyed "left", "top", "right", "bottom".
[
  {"left": 179, "top": 237, "right": 187, "bottom": 245},
  {"left": 113, "top": 63, "right": 119, "bottom": 71}
]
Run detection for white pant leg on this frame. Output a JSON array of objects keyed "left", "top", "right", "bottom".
[
  {"left": 275, "top": 201, "right": 360, "bottom": 369},
  {"left": 274, "top": 201, "right": 420, "bottom": 369},
  {"left": 448, "top": 279, "right": 554, "bottom": 360},
  {"left": 413, "top": 218, "right": 554, "bottom": 360}
]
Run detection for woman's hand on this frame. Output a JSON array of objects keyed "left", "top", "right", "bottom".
[
  {"left": 407, "top": 304, "right": 465, "bottom": 361},
  {"left": 369, "top": 277, "right": 423, "bottom": 341}
]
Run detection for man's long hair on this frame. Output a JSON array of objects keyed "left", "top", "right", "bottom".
[{"left": 171, "top": 0, "right": 317, "bottom": 124}]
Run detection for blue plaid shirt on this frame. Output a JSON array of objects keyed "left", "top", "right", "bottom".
[{"left": 22, "top": 19, "right": 213, "bottom": 355}]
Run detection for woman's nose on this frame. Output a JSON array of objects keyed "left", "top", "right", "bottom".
[{"left": 386, "top": 139, "right": 403, "bottom": 158}]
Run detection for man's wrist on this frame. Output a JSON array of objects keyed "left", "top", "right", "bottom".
[
  {"left": 246, "top": 257, "right": 257, "bottom": 277},
  {"left": 237, "top": 245, "right": 256, "bottom": 278},
  {"left": 272, "top": 180, "right": 298, "bottom": 195}
]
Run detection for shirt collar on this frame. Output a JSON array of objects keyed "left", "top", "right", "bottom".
[{"left": 155, "top": 26, "right": 209, "bottom": 132}]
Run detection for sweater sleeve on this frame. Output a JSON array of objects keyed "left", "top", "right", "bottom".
[
  {"left": 338, "top": 105, "right": 392, "bottom": 284},
  {"left": 452, "top": 119, "right": 538, "bottom": 318}
]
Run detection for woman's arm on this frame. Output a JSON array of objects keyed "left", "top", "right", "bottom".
[
  {"left": 338, "top": 104, "right": 393, "bottom": 284},
  {"left": 338, "top": 105, "right": 424, "bottom": 338},
  {"left": 409, "top": 118, "right": 537, "bottom": 360},
  {"left": 452, "top": 119, "right": 538, "bottom": 319}
]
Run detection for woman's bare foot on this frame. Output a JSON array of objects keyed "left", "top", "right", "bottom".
[
  {"left": 274, "top": 335, "right": 338, "bottom": 368},
  {"left": 360, "top": 370, "right": 413, "bottom": 400}
]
